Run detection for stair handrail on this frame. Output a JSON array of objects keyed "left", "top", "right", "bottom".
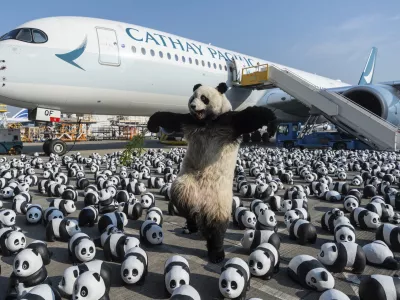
[{"left": 269, "top": 64, "right": 322, "bottom": 90}]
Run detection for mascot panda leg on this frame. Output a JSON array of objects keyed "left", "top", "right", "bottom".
[{"left": 147, "top": 83, "right": 276, "bottom": 264}]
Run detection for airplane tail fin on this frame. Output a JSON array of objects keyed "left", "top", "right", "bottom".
[
  {"left": 11, "top": 108, "right": 28, "bottom": 119},
  {"left": 358, "top": 47, "right": 377, "bottom": 85}
]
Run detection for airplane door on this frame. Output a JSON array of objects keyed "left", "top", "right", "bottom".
[
  {"left": 232, "top": 59, "right": 248, "bottom": 83},
  {"left": 96, "top": 27, "right": 120, "bottom": 66}
]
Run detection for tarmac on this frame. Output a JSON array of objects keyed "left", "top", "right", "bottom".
[{"left": 0, "top": 139, "right": 396, "bottom": 299}]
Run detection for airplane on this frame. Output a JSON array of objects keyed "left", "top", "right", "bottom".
[
  {"left": 0, "top": 16, "right": 398, "bottom": 155},
  {"left": 6, "top": 108, "right": 31, "bottom": 124}
]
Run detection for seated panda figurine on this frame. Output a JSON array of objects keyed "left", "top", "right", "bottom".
[
  {"left": 284, "top": 208, "right": 310, "bottom": 229},
  {"left": 219, "top": 257, "right": 250, "bottom": 300},
  {"left": 72, "top": 271, "right": 110, "bottom": 300},
  {"left": 58, "top": 260, "right": 112, "bottom": 298},
  {"left": 256, "top": 210, "right": 277, "bottom": 232},
  {"left": 46, "top": 218, "right": 81, "bottom": 242},
  {"left": 343, "top": 195, "right": 359, "bottom": 213},
  {"left": 249, "top": 199, "right": 269, "bottom": 218},
  {"left": 317, "top": 242, "right": 366, "bottom": 274},
  {"left": 97, "top": 212, "right": 128, "bottom": 234},
  {"left": 234, "top": 207, "right": 257, "bottom": 230},
  {"left": 103, "top": 232, "right": 140, "bottom": 263},
  {"left": 68, "top": 233, "right": 96, "bottom": 264},
  {"left": 121, "top": 247, "right": 148, "bottom": 286},
  {"left": 0, "top": 227, "right": 26, "bottom": 256},
  {"left": 248, "top": 242, "right": 280, "bottom": 280},
  {"left": 321, "top": 208, "right": 345, "bottom": 233},
  {"left": 140, "top": 220, "right": 163, "bottom": 246},
  {"left": 288, "top": 255, "right": 335, "bottom": 292},
  {"left": 164, "top": 255, "right": 190, "bottom": 295}
]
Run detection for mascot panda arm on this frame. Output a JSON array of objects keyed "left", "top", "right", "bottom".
[{"left": 147, "top": 112, "right": 200, "bottom": 133}]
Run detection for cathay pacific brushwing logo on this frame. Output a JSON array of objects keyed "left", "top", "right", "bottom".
[{"left": 55, "top": 36, "right": 87, "bottom": 71}]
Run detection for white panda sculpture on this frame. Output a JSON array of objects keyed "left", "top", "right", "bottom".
[
  {"left": 362, "top": 240, "right": 400, "bottom": 270},
  {"left": 317, "top": 242, "right": 366, "bottom": 274},
  {"left": 249, "top": 199, "right": 269, "bottom": 218},
  {"left": 219, "top": 257, "right": 250, "bottom": 300},
  {"left": 248, "top": 242, "right": 280, "bottom": 280},
  {"left": 78, "top": 206, "right": 99, "bottom": 227},
  {"left": 376, "top": 223, "right": 400, "bottom": 252},
  {"left": 343, "top": 195, "right": 359, "bottom": 213},
  {"left": 72, "top": 271, "right": 110, "bottom": 300},
  {"left": 321, "top": 208, "right": 344, "bottom": 233},
  {"left": 120, "top": 246, "right": 148, "bottom": 285},
  {"left": 170, "top": 285, "right": 201, "bottom": 300},
  {"left": 234, "top": 207, "right": 257, "bottom": 230},
  {"left": 288, "top": 219, "right": 317, "bottom": 245},
  {"left": 0, "top": 209, "right": 16, "bottom": 227},
  {"left": 145, "top": 207, "right": 163, "bottom": 226},
  {"left": 0, "top": 227, "right": 26, "bottom": 256},
  {"left": 279, "top": 199, "right": 308, "bottom": 213},
  {"left": 140, "top": 220, "right": 163, "bottom": 246},
  {"left": 241, "top": 229, "right": 280, "bottom": 252},
  {"left": 256, "top": 209, "right": 277, "bottom": 232},
  {"left": 26, "top": 204, "right": 43, "bottom": 225},
  {"left": 19, "top": 284, "right": 62, "bottom": 300},
  {"left": 288, "top": 255, "right": 335, "bottom": 291},
  {"left": 350, "top": 207, "right": 381, "bottom": 230},
  {"left": 97, "top": 212, "right": 128, "bottom": 234},
  {"left": 334, "top": 224, "right": 356, "bottom": 243},
  {"left": 164, "top": 255, "right": 190, "bottom": 295},
  {"left": 148, "top": 83, "right": 275, "bottom": 264},
  {"left": 284, "top": 208, "right": 310, "bottom": 228},
  {"left": 50, "top": 198, "right": 76, "bottom": 216},
  {"left": 68, "top": 233, "right": 96, "bottom": 264},
  {"left": 319, "top": 289, "right": 350, "bottom": 300},
  {"left": 359, "top": 274, "right": 400, "bottom": 300},
  {"left": 103, "top": 233, "right": 140, "bottom": 263},
  {"left": 46, "top": 218, "right": 81, "bottom": 242},
  {"left": 58, "top": 260, "right": 112, "bottom": 298},
  {"left": 365, "top": 201, "right": 394, "bottom": 222}
]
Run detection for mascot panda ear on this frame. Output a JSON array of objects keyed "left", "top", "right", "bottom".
[
  {"left": 193, "top": 84, "right": 202, "bottom": 92},
  {"left": 216, "top": 82, "right": 228, "bottom": 94}
]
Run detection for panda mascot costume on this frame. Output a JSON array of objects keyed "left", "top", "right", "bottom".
[{"left": 147, "top": 83, "right": 276, "bottom": 263}]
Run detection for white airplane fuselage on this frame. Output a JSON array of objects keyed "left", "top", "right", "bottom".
[{"left": 0, "top": 16, "right": 350, "bottom": 119}]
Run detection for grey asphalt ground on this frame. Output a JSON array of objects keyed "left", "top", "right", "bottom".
[{"left": 0, "top": 140, "right": 395, "bottom": 300}]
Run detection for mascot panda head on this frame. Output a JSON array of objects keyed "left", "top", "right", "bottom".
[{"left": 189, "top": 83, "right": 231, "bottom": 120}]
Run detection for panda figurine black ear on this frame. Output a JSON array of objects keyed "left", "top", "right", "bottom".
[
  {"left": 216, "top": 82, "right": 228, "bottom": 94},
  {"left": 193, "top": 84, "right": 202, "bottom": 92}
]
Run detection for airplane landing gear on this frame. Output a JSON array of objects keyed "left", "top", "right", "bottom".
[{"left": 43, "top": 139, "right": 67, "bottom": 156}]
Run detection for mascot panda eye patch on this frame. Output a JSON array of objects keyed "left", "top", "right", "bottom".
[{"left": 200, "top": 95, "right": 209, "bottom": 105}]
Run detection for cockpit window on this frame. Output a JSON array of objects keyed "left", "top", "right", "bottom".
[
  {"left": 16, "top": 29, "right": 32, "bottom": 42},
  {"left": 0, "top": 28, "right": 48, "bottom": 44}
]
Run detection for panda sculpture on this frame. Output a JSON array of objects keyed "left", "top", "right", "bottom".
[
  {"left": 140, "top": 192, "right": 155, "bottom": 209},
  {"left": 50, "top": 198, "right": 76, "bottom": 216},
  {"left": 78, "top": 206, "right": 99, "bottom": 227},
  {"left": 26, "top": 240, "right": 52, "bottom": 265},
  {"left": 0, "top": 209, "right": 16, "bottom": 227},
  {"left": 269, "top": 195, "right": 282, "bottom": 211},
  {"left": 26, "top": 204, "right": 43, "bottom": 225},
  {"left": 317, "top": 242, "right": 366, "bottom": 274},
  {"left": 0, "top": 227, "right": 26, "bottom": 256},
  {"left": 249, "top": 199, "right": 269, "bottom": 218},
  {"left": 120, "top": 246, "right": 148, "bottom": 285},
  {"left": 364, "top": 240, "right": 400, "bottom": 271},
  {"left": 288, "top": 255, "right": 335, "bottom": 291},
  {"left": 119, "top": 200, "right": 143, "bottom": 221},
  {"left": 365, "top": 201, "right": 395, "bottom": 222},
  {"left": 234, "top": 207, "right": 257, "bottom": 230},
  {"left": 58, "top": 260, "right": 112, "bottom": 298},
  {"left": 219, "top": 257, "right": 250, "bottom": 300},
  {"left": 46, "top": 218, "right": 81, "bottom": 242},
  {"left": 321, "top": 208, "right": 345, "bottom": 233},
  {"left": 68, "top": 232, "right": 96, "bottom": 264},
  {"left": 6, "top": 248, "right": 50, "bottom": 298},
  {"left": 256, "top": 209, "right": 277, "bottom": 231},
  {"left": 334, "top": 224, "right": 356, "bottom": 243},
  {"left": 248, "top": 242, "right": 280, "bottom": 280},
  {"left": 145, "top": 207, "right": 163, "bottom": 226},
  {"left": 376, "top": 223, "right": 400, "bottom": 252},
  {"left": 343, "top": 195, "right": 359, "bottom": 213},
  {"left": 103, "top": 233, "right": 140, "bottom": 263},
  {"left": 319, "top": 289, "right": 350, "bottom": 300},
  {"left": 288, "top": 219, "right": 317, "bottom": 245},
  {"left": 241, "top": 229, "right": 280, "bottom": 252},
  {"left": 284, "top": 208, "right": 310, "bottom": 228},
  {"left": 140, "top": 220, "right": 163, "bottom": 246},
  {"left": 170, "top": 285, "right": 201, "bottom": 300},
  {"left": 42, "top": 207, "right": 64, "bottom": 226},
  {"left": 147, "top": 83, "right": 276, "bottom": 263},
  {"left": 350, "top": 207, "right": 381, "bottom": 230},
  {"left": 164, "top": 255, "right": 190, "bottom": 295},
  {"left": 12, "top": 197, "right": 32, "bottom": 215},
  {"left": 72, "top": 271, "right": 110, "bottom": 300},
  {"left": 98, "top": 211, "right": 128, "bottom": 234},
  {"left": 279, "top": 199, "right": 308, "bottom": 213},
  {"left": 359, "top": 274, "right": 400, "bottom": 300},
  {"left": 19, "top": 284, "right": 62, "bottom": 300}
]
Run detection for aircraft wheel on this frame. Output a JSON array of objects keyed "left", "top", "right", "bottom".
[
  {"left": 48, "top": 139, "right": 67, "bottom": 156},
  {"left": 43, "top": 140, "right": 51, "bottom": 155}
]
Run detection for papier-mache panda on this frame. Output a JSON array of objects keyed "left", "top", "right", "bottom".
[
  {"left": 248, "top": 242, "right": 280, "bottom": 280},
  {"left": 164, "top": 255, "right": 190, "bottom": 295},
  {"left": 376, "top": 223, "right": 400, "bottom": 252},
  {"left": 103, "top": 232, "right": 140, "bottom": 263},
  {"left": 19, "top": 284, "right": 62, "bottom": 300},
  {"left": 46, "top": 218, "right": 81, "bottom": 242},
  {"left": 249, "top": 199, "right": 269, "bottom": 218},
  {"left": 72, "top": 271, "right": 110, "bottom": 300},
  {"left": 12, "top": 197, "right": 32, "bottom": 215},
  {"left": 42, "top": 207, "right": 64, "bottom": 226},
  {"left": 147, "top": 83, "right": 276, "bottom": 263},
  {"left": 365, "top": 200, "right": 395, "bottom": 222},
  {"left": 0, "top": 227, "right": 26, "bottom": 256},
  {"left": 120, "top": 246, "right": 148, "bottom": 285},
  {"left": 350, "top": 207, "right": 381, "bottom": 230},
  {"left": 279, "top": 199, "right": 308, "bottom": 213},
  {"left": 241, "top": 229, "right": 280, "bottom": 252},
  {"left": 98, "top": 211, "right": 128, "bottom": 234},
  {"left": 317, "top": 242, "right": 366, "bottom": 274},
  {"left": 288, "top": 219, "right": 317, "bottom": 245},
  {"left": 269, "top": 195, "right": 282, "bottom": 211},
  {"left": 68, "top": 233, "right": 96, "bottom": 264},
  {"left": 321, "top": 208, "right": 349, "bottom": 233},
  {"left": 287, "top": 255, "right": 335, "bottom": 291},
  {"left": 343, "top": 195, "right": 359, "bottom": 213},
  {"left": 140, "top": 220, "right": 163, "bottom": 246},
  {"left": 58, "top": 260, "right": 112, "bottom": 298},
  {"left": 256, "top": 209, "right": 277, "bottom": 232},
  {"left": 334, "top": 224, "right": 356, "bottom": 243},
  {"left": 145, "top": 207, "right": 163, "bottom": 226},
  {"left": 50, "top": 198, "right": 76, "bottom": 216},
  {"left": 284, "top": 208, "right": 310, "bottom": 228},
  {"left": 78, "top": 205, "right": 99, "bottom": 227},
  {"left": 219, "top": 257, "right": 250, "bottom": 300},
  {"left": 234, "top": 207, "right": 257, "bottom": 230},
  {"left": 359, "top": 274, "right": 400, "bottom": 300},
  {"left": 362, "top": 240, "right": 400, "bottom": 270}
]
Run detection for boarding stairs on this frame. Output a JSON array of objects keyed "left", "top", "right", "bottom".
[{"left": 235, "top": 64, "right": 400, "bottom": 151}]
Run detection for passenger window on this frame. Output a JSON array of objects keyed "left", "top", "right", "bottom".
[
  {"left": 167, "top": 53, "right": 171, "bottom": 60},
  {"left": 207, "top": 62, "right": 211, "bottom": 68},
  {"left": 189, "top": 58, "right": 192, "bottom": 64},
  {"left": 219, "top": 64, "right": 222, "bottom": 70},
  {"left": 32, "top": 29, "right": 47, "bottom": 43},
  {"left": 213, "top": 63, "right": 217, "bottom": 69},
  {"left": 150, "top": 49, "right": 155, "bottom": 56},
  {"left": 195, "top": 59, "right": 199, "bottom": 65},
  {"left": 159, "top": 51, "right": 163, "bottom": 58},
  {"left": 182, "top": 56, "right": 186, "bottom": 63},
  {"left": 16, "top": 29, "right": 32, "bottom": 43},
  {"left": 224, "top": 66, "right": 227, "bottom": 71},
  {"left": 141, "top": 48, "right": 146, "bottom": 55},
  {"left": 201, "top": 60, "right": 205, "bottom": 66},
  {"left": 131, "top": 46, "right": 136, "bottom": 53},
  {"left": 175, "top": 54, "right": 179, "bottom": 61}
]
